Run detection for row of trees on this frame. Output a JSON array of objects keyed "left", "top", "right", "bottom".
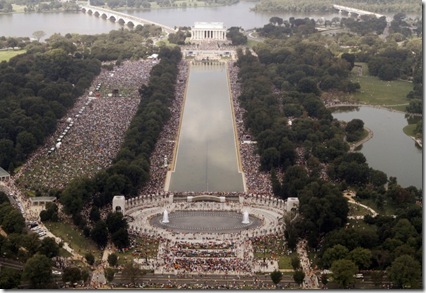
[
  {"left": 59, "top": 46, "right": 182, "bottom": 225},
  {"left": 252, "top": 0, "right": 421, "bottom": 14},
  {"left": 0, "top": 27, "right": 164, "bottom": 174},
  {"left": 0, "top": 42, "right": 102, "bottom": 171},
  {"left": 0, "top": 192, "right": 62, "bottom": 288},
  {"left": 258, "top": 17, "right": 317, "bottom": 38},
  {"left": 89, "top": 0, "right": 238, "bottom": 9},
  {"left": 235, "top": 22, "right": 422, "bottom": 284}
]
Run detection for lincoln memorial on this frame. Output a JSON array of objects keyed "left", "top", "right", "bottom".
[{"left": 191, "top": 22, "right": 227, "bottom": 41}]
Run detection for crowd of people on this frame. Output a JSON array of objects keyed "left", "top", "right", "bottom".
[
  {"left": 16, "top": 60, "right": 156, "bottom": 193},
  {"left": 228, "top": 62, "right": 273, "bottom": 195},
  {"left": 140, "top": 60, "right": 189, "bottom": 194},
  {"left": 297, "top": 239, "right": 320, "bottom": 289}
]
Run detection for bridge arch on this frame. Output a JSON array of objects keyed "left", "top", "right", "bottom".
[{"left": 79, "top": 4, "right": 177, "bottom": 33}]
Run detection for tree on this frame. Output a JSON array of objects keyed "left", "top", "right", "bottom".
[
  {"left": 345, "top": 119, "right": 364, "bottom": 133},
  {"left": 104, "top": 268, "right": 115, "bottom": 288},
  {"left": 22, "top": 254, "right": 53, "bottom": 289},
  {"left": 122, "top": 262, "right": 143, "bottom": 286},
  {"left": 330, "top": 259, "right": 358, "bottom": 288},
  {"left": 270, "top": 270, "right": 282, "bottom": 287},
  {"left": 291, "top": 255, "right": 301, "bottom": 270},
  {"left": 33, "top": 30, "right": 46, "bottom": 42},
  {"left": 293, "top": 270, "right": 305, "bottom": 287},
  {"left": 38, "top": 237, "right": 60, "bottom": 258},
  {"left": 348, "top": 247, "right": 372, "bottom": 270},
  {"left": 387, "top": 255, "right": 421, "bottom": 289},
  {"left": 85, "top": 252, "right": 95, "bottom": 266},
  {"left": 62, "top": 267, "right": 81, "bottom": 286},
  {"left": 321, "top": 244, "right": 349, "bottom": 268},
  {"left": 2, "top": 208, "right": 25, "bottom": 234},
  {"left": 108, "top": 253, "right": 118, "bottom": 267},
  {"left": 90, "top": 220, "right": 108, "bottom": 248},
  {"left": 0, "top": 267, "right": 22, "bottom": 289}
]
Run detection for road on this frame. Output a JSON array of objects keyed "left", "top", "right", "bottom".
[{"left": 111, "top": 271, "right": 298, "bottom": 288}]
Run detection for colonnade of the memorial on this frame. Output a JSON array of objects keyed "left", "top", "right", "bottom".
[{"left": 191, "top": 29, "right": 226, "bottom": 40}]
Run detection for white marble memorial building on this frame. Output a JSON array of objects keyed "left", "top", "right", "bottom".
[{"left": 191, "top": 22, "right": 227, "bottom": 41}]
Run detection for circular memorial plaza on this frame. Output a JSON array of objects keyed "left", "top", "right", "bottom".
[
  {"left": 150, "top": 210, "right": 262, "bottom": 233},
  {"left": 122, "top": 194, "right": 293, "bottom": 242}
]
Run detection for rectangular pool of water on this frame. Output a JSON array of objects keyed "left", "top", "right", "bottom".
[{"left": 168, "top": 62, "right": 244, "bottom": 192}]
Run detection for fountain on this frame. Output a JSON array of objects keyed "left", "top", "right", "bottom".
[
  {"left": 161, "top": 209, "right": 169, "bottom": 223},
  {"left": 242, "top": 210, "right": 250, "bottom": 224}
]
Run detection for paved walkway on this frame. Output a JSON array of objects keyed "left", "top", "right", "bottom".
[{"left": 296, "top": 239, "right": 319, "bottom": 289}]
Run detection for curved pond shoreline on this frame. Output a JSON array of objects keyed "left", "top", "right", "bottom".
[{"left": 332, "top": 105, "right": 422, "bottom": 189}]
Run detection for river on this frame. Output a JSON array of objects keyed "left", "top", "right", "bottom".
[
  {"left": 1, "top": 1, "right": 348, "bottom": 40},
  {"left": 332, "top": 106, "right": 422, "bottom": 190},
  {"left": 167, "top": 61, "right": 244, "bottom": 193},
  {"left": 1, "top": 3, "right": 422, "bottom": 191}
]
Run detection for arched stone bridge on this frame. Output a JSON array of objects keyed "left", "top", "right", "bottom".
[
  {"left": 79, "top": 4, "right": 177, "bottom": 34},
  {"left": 333, "top": 4, "right": 388, "bottom": 21}
]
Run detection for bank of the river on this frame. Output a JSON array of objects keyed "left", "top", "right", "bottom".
[
  {"left": 347, "top": 127, "right": 373, "bottom": 152},
  {"left": 332, "top": 106, "right": 422, "bottom": 189}
]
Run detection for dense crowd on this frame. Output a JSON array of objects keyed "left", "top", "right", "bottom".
[
  {"left": 228, "top": 62, "right": 273, "bottom": 194},
  {"left": 16, "top": 60, "right": 156, "bottom": 193},
  {"left": 140, "top": 60, "right": 189, "bottom": 194}
]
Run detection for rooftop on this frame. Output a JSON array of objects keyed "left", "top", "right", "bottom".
[
  {"left": 0, "top": 167, "right": 10, "bottom": 178},
  {"left": 193, "top": 22, "right": 225, "bottom": 29}
]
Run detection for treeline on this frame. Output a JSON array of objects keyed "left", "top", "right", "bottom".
[
  {"left": 89, "top": 0, "right": 238, "bottom": 9},
  {"left": 236, "top": 27, "right": 422, "bottom": 287},
  {"left": 340, "top": 15, "right": 387, "bottom": 35},
  {"left": 0, "top": 43, "right": 101, "bottom": 172},
  {"left": 317, "top": 201, "right": 422, "bottom": 288},
  {"left": 0, "top": 192, "right": 63, "bottom": 289},
  {"left": 252, "top": 0, "right": 421, "bottom": 14},
  {"left": 59, "top": 46, "right": 182, "bottom": 221},
  {"left": 235, "top": 33, "right": 422, "bottom": 246},
  {"left": 4, "top": 0, "right": 80, "bottom": 13},
  {"left": 0, "top": 28, "right": 162, "bottom": 173},
  {"left": 257, "top": 17, "right": 317, "bottom": 38}
]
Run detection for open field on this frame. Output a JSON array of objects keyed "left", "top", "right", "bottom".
[
  {"left": 348, "top": 201, "right": 374, "bottom": 217},
  {"left": 44, "top": 221, "right": 101, "bottom": 258},
  {"left": 0, "top": 50, "right": 26, "bottom": 62},
  {"left": 350, "top": 63, "right": 413, "bottom": 111},
  {"left": 403, "top": 124, "right": 417, "bottom": 137}
]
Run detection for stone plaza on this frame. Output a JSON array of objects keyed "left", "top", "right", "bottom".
[{"left": 113, "top": 193, "right": 298, "bottom": 275}]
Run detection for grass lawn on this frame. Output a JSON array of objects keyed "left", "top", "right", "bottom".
[
  {"left": 44, "top": 221, "right": 101, "bottom": 258},
  {"left": 349, "top": 64, "right": 413, "bottom": 111},
  {"left": 277, "top": 252, "right": 298, "bottom": 270},
  {"left": 403, "top": 124, "right": 417, "bottom": 137},
  {"left": 116, "top": 236, "right": 160, "bottom": 266},
  {"left": 348, "top": 201, "right": 374, "bottom": 217},
  {"left": 0, "top": 50, "right": 26, "bottom": 62},
  {"left": 351, "top": 76, "right": 412, "bottom": 108},
  {"left": 357, "top": 198, "right": 396, "bottom": 216}
]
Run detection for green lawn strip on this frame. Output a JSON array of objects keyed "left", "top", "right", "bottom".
[
  {"left": 403, "top": 123, "right": 417, "bottom": 137},
  {"left": 350, "top": 75, "right": 412, "bottom": 108},
  {"left": 357, "top": 198, "right": 396, "bottom": 216},
  {"left": 278, "top": 254, "right": 296, "bottom": 270},
  {"left": 348, "top": 201, "right": 374, "bottom": 217},
  {"left": 347, "top": 218, "right": 377, "bottom": 232},
  {"left": 59, "top": 247, "right": 73, "bottom": 257},
  {"left": 116, "top": 237, "right": 159, "bottom": 266},
  {"left": 0, "top": 50, "right": 26, "bottom": 62},
  {"left": 44, "top": 221, "right": 101, "bottom": 258}
]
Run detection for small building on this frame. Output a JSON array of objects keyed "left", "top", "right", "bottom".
[
  {"left": 0, "top": 167, "right": 10, "bottom": 182},
  {"left": 30, "top": 197, "right": 56, "bottom": 208},
  {"left": 113, "top": 195, "right": 126, "bottom": 214},
  {"left": 286, "top": 197, "right": 299, "bottom": 213}
]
